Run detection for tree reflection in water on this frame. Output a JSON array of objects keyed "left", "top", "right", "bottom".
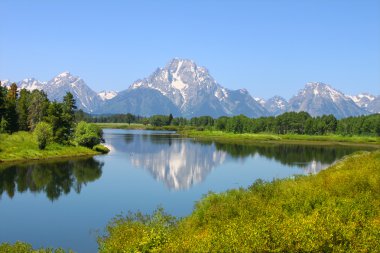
[
  {"left": 0, "top": 158, "right": 103, "bottom": 201},
  {"left": 114, "top": 131, "right": 373, "bottom": 190}
]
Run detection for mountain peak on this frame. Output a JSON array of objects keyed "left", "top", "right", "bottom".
[
  {"left": 98, "top": 90, "right": 118, "bottom": 101},
  {"left": 290, "top": 82, "right": 366, "bottom": 118},
  {"left": 166, "top": 58, "right": 198, "bottom": 74},
  {"left": 57, "top": 71, "right": 72, "bottom": 78},
  {"left": 168, "top": 57, "right": 194, "bottom": 66},
  {"left": 305, "top": 82, "right": 328, "bottom": 88}
]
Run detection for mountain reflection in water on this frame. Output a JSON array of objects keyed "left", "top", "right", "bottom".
[{"left": 105, "top": 130, "right": 369, "bottom": 190}]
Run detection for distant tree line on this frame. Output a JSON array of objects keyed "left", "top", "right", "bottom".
[
  {"left": 83, "top": 110, "right": 380, "bottom": 137},
  {"left": 0, "top": 82, "right": 103, "bottom": 149}
]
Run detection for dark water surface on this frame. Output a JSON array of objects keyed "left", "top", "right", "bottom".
[{"left": 0, "top": 129, "right": 374, "bottom": 252}]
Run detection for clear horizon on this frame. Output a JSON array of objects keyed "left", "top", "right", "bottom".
[{"left": 1, "top": 0, "right": 379, "bottom": 99}]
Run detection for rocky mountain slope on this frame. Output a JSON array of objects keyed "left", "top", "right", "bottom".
[
  {"left": 101, "top": 58, "right": 268, "bottom": 117},
  {"left": 287, "top": 82, "right": 368, "bottom": 118}
]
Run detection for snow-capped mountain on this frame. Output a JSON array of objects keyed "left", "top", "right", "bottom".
[
  {"left": 98, "top": 90, "right": 118, "bottom": 101},
  {"left": 264, "top": 96, "right": 288, "bottom": 116},
  {"left": 348, "top": 93, "right": 376, "bottom": 108},
  {"left": 288, "top": 82, "right": 367, "bottom": 118},
  {"left": 1, "top": 78, "right": 46, "bottom": 91},
  {"left": 43, "top": 72, "right": 103, "bottom": 112},
  {"left": 102, "top": 58, "right": 268, "bottom": 117},
  {"left": 348, "top": 93, "right": 380, "bottom": 113},
  {"left": 366, "top": 96, "right": 380, "bottom": 113},
  {"left": 254, "top": 97, "right": 266, "bottom": 106},
  {"left": 1, "top": 72, "right": 103, "bottom": 113},
  {"left": 2, "top": 60, "right": 378, "bottom": 118}
]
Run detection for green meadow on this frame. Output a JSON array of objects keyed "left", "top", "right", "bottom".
[{"left": 0, "top": 131, "right": 99, "bottom": 163}]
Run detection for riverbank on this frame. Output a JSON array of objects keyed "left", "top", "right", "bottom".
[
  {"left": 181, "top": 130, "right": 380, "bottom": 147},
  {"left": 95, "top": 122, "right": 181, "bottom": 131},
  {"left": 0, "top": 131, "right": 104, "bottom": 163},
  {"left": 99, "top": 150, "right": 380, "bottom": 252},
  {"left": 95, "top": 123, "right": 380, "bottom": 146}
]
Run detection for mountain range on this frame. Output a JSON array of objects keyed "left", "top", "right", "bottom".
[{"left": 1, "top": 58, "right": 379, "bottom": 118}]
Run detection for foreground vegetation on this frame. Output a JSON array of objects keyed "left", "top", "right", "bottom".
[
  {"left": 0, "top": 241, "right": 73, "bottom": 253},
  {"left": 98, "top": 150, "right": 380, "bottom": 252},
  {"left": 0, "top": 131, "right": 99, "bottom": 162}
]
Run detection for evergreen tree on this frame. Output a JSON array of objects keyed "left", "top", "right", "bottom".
[
  {"left": 46, "top": 101, "right": 65, "bottom": 142},
  {"left": 0, "top": 82, "right": 7, "bottom": 121},
  {"left": 16, "top": 89, "right": 31, "bottom": 131},
  {"left": 5, "top": 83, "right": 18, "bottom": 133},
  {"left": 60, "top": 92, "right": 77, "bottom": 143},
  {"left": 28, "top": 90, "right": 49, "bottom": 131},
  {"left": 168, "top": 113, "right": 173, "bottom": 125}
]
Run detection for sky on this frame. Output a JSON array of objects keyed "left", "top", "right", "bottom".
[{"left": 0, "top": 0, "right": 379, "bottom": 99}]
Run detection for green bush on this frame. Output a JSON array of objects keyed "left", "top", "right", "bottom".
[
  {"left": 92, "top": 144, "right": 110, "bottom": 154},
  {"left": 33, "top": 122, "right": 53, "bottom": 150},
  {"left": 74, "top": 121, "right": 103, "bottom": 148},
  {"left": 0, "top": 241, "right": 70, "bottom": 253}
]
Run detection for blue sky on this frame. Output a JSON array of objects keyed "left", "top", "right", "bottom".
[{"left": 0, "top": 0, "right": 379, "bottom": 99}]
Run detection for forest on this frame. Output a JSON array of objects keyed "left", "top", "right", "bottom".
[
  {"left": 85, "top": 111, "right": 380, "bottom": 137},
  {"left": 0, "top": 82, "right": 104, "bottom": 152}
]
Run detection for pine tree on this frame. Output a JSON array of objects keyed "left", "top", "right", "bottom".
[
  {"left": 16, "top": 89, "right": 31, "bottom": 131},
  {"left": 0, "top": 82, "right": 7, "bottom": 120},
  {"left": 5, "top": 83, "right": 19, "bottom": 133},
  {"left": 168, "top": 113, "right": 173, "bottom": 125},
  {"left": 28, "top": 90, "right": 49, "bottom": 131},
  {"left": 59, "top": 92, "right": 77, "bottom": 143},
  {"left": 46, "top": 101, "right": 65, "bottom": 143}
]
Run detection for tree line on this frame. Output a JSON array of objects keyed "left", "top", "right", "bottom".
[
  {"left": 0, "top": 82, "right": 103, "bottom": 149},
  {"left": 84, "top": 111, "right": 380, "bottom": 137}
]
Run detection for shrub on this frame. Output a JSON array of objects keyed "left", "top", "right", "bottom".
[
  {"left": 0, "top": 241, "right": 69, "bottom": 253},
  {"left": 74, "top": 121, "right": 103, "bottom": 148},
  {"left": 92, "top": 144, "right": 110, "bottom": 154},
  {"left": 33, "top": 122, "right": 53, "bottom": 150}
]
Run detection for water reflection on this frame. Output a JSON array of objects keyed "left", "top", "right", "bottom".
[
  {"left": 113, "top": 133, "right": 226, "bottom": 190},
  {"left": 107, "top": 130, "right": 371, "bottom": 190},
  {"left": 213, "top": 142, "right": 368, "bottom": 173},
  {"left": 0, "top": 158, "right": 103, "bottom": 201}
]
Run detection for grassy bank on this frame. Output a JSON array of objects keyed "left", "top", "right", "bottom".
[
  {"left": 181, "top": 130, "right": 380, "bottom": 146},
  {"left": 95, "top": 123, "right": 380, "bottom": 146},
  {"left": 95, "top": 122, "right": 186, "bottom": 131},
  {"left": 0, "top": 131, "right": 101, "bottom": 163},
  {"left": 99, "top": 150, "right": 380, "bottom": 252}
]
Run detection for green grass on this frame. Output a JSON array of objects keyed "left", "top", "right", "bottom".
[
  {"left": 0, "top": 131, "right": 100, "bottom": 163},
  {"left": 95, "top": 124, "right": 380, "bottom": 146},
  {"left": 95, "top": 123, "right": 190, "bottom": 131},
  {"left": 98, "top": 150, "right": 380, "bottom": 252},
  {"left": 180, "top": 130, "right": 380, "bottom": 146}
]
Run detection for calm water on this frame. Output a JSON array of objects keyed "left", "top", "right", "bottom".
[{"left": 0, "top": 129, "right": 374, "bottom": 252}]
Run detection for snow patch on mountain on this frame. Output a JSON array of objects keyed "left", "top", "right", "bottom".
[
  {"left": 254, "top": 97, "right": 266, "bottom": 106},
  {"left": 348, "top": 93, "right": 376, "bottom": 108},
  {"left": 98, "top": 90, "right": 118, "bottom": 100}
]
